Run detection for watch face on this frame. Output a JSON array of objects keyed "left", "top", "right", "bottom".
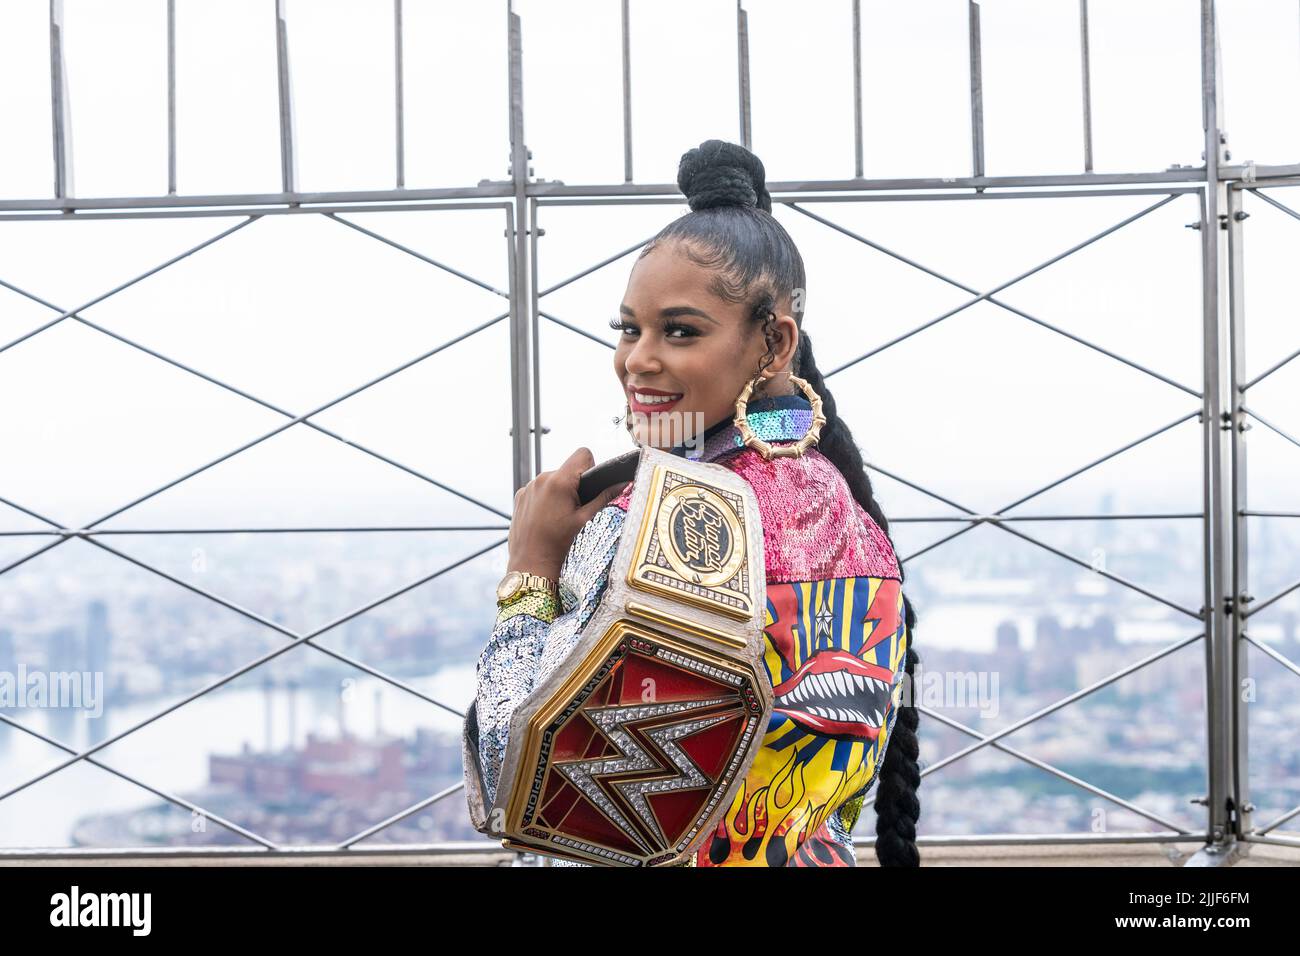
[{"left": 496, "top": 570, "right": 523, "bottom": 601}]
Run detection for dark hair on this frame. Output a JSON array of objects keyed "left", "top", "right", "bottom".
[{"left": 641, "top": 139, "right": 922, "bottom": 867}]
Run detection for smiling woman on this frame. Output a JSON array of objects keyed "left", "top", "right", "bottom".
[{"left": 464, "top": 139, "right": 921, "bottom": 868}]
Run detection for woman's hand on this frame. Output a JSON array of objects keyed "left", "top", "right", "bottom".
[{"left": 506, "top": 447, "right": 626, "bottom": 581}]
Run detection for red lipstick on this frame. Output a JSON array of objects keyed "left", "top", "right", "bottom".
[{"left": 627, "top": 386, "right": 684, "bottom": 414}]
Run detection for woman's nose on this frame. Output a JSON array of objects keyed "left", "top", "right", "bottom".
[{"left": 625, "top": 336, "right": 662, "bottom": 374}]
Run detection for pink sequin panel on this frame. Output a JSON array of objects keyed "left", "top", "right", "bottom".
[
  {"left": 606, "top": 450, "right": 899, "bottom": 583},
  {"left": 720, "top": 446, "right": 900, "bottom": 582},
  {"left": 611, "top": 481, "right": 634, "bottom": 512}
]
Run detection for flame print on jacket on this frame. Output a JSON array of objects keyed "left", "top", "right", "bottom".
[{"left": 696, "top": 574, "right": 908, "bottom": 867}]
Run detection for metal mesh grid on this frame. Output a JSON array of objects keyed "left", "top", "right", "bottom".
[{"left": 0, "top": 0, "right": 1293, "bottom": 861}]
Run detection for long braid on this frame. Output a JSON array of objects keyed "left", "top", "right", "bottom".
[{"left": 794, "top": 328, "right": 922, "bottom": 868}]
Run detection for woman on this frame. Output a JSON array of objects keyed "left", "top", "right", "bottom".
[{"left": 466, "top": 139, "right": 921, "bottom": 867}]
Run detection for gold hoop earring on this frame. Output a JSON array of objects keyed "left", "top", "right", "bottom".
[{"left": 733, "top": 373, "right": 827, "bottom": 459}]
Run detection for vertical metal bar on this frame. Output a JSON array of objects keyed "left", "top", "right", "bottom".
[
  {"left": 852, "top": 0, "right": 863, "bottom": 178},
  {"left": 504, "top": 200, "right": 523, "bottom": 483},
  {"left": 530, "top": 196, "right": 543, "bottom": 474},
  {"left": 1225, "top": 183, "right": 1253, "bottom": 841},
  {"left": 621, "top": 0, "right": 632, "bottom": 183},
  {"left": 1079, "top": 0, "right": 1093, "bottom": 173},
  {"left": 167, "top": 0, "right": 177, "bottom": 195},
  {"left": 275, "top": 0, "right": 298, "bottom": 195},
  {"left": 507, "top": 5, "right": 535, "bottom": 489},
  {"left": 968, "top": 1, "right": 984, "bottom": 182},
  {"left": 49, "top": 0, "right": 74, "bottom": 202},
  {"left": 737, "top": 2, "right": 751, "bottom": 150},
  {"left": 1198, "top": 0, "right": 1237, "bottom": 853},
  {"left": 394, "top": 0, "right": 405, "bottom": 189}
]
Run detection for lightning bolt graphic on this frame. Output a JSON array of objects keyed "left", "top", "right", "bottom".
[{"left": 557, "top": 696, "right": 736, "bottom": 851}]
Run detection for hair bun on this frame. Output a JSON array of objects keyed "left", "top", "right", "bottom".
[{"left": 677, "top": 139, "right": 772, "bottom": 214}]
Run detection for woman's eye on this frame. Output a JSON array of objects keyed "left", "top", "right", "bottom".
[{"left": 607, "top": 318, "right": 697, "bottom": 339}]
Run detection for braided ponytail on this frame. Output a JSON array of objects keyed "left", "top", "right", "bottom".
[
  {"left": 645, "top": 139, "right": 922, "bottom": 866},
  {"left": 794, "top": 329, "right": 921, "bottom": 867}
]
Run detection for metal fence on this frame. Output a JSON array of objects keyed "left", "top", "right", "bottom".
[{"left": 0, "top": 0, "right": 1296, "bottom": 865}]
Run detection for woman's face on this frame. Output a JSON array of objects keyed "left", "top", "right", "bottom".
[{"left": 614, "top": 242, "right": 776, "bottom": 452}]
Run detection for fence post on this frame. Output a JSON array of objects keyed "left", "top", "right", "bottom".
[
  {"left": 1191, "top": 0, "right": 1245, "bottom": 866},
  {"left": 506, "top": 4, "right": 535, "bottom": 491}
]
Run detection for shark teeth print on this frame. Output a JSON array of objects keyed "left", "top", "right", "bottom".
[{"left": 775, "top": 668, "right": 894, "bottom": 734}]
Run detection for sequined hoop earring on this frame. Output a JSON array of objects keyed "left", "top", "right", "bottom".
[{"left": 733, "top": 373, "right": 827, "bottom": 460}]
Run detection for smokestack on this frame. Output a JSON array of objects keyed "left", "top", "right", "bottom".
[
  {"left": 286, "top": 679, "right": 298, "bottom": 751},
  {"left": 374, "top": 687, "right": 383, "bottom": 739},
  {"left": 262, "top": 675, "right": 274, "bottom": 753}
]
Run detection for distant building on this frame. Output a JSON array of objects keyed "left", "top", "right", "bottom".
[
  {"left": 1097, "top": 491, "right": 1117, "bottom": 546},
  {"left": 996, "top": 619, "right": 1020, "bottom": 654},
  {"left": 994, "top": 619, "right": 1024, "bottom": 684},
  {"left": 209, "top": 732, "right": 408, "bottom": 803},
  {"left": 48, "top": 625, "right": 78, "bottom": 673},
  {"left": 1035, "top": 612, "right": 1062, "bottom": 646},
  {"left": 85, "top": 600, "right": 112, "bottom": 680},
  {"left": 1089, "top": 613, "right": 1118, "bottom": 651}
]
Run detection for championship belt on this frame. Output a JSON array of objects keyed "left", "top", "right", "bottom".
[{"left": 465, "top": 444, "right": 771, "bottom": 866}]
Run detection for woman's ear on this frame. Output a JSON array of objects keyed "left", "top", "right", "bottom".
[{"left": 773, "top": 313, "right": 800, "bottom": 373}]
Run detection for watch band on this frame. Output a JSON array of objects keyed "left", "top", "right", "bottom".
[
  {"left": 513, "top": 571, "right": 557, "bottom": 599},
  {"left": 496, "top": 568, "right": 560, "bottom": 624},
  {"left": 497, "top": 570, "right": 558, "bottom": 605}
]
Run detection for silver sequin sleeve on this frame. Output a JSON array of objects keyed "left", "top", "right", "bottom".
[{"left": 472, "top": 503, "right": 629, "bottom": 812}]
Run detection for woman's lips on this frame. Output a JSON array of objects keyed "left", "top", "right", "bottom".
[{"left": 628, "top": 392, "right": 683, "bottom": 414}]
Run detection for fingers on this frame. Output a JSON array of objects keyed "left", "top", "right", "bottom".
[
  {"left": 576, "top": 481, "right": 624, "bottom": 523},
  {"left": 513, "top": 449, "right": 588, "bottom": 506},
  {"left": 564, "top": 446, "right": 595, "bottom": 475}
]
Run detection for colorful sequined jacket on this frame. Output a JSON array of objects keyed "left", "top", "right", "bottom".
[{"left": 466, "top": 393, "right": 910, "bottom": 867}]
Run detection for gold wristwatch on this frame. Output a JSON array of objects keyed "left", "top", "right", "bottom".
[{"left": 495, "top": 570, "right": 558, "bottom": 607}]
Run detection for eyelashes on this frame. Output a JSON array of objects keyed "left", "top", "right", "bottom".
[{"left": 607, "top": 318, "right": 699, "bottom": 339}]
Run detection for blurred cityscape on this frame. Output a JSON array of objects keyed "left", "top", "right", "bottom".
[{"left": 0, "top": 488, "right": 1298, "bottom": 849}]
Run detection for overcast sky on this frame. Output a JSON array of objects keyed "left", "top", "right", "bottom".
[{"left": 0, "top": 0, "right": 1297, "bottom": 542}]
